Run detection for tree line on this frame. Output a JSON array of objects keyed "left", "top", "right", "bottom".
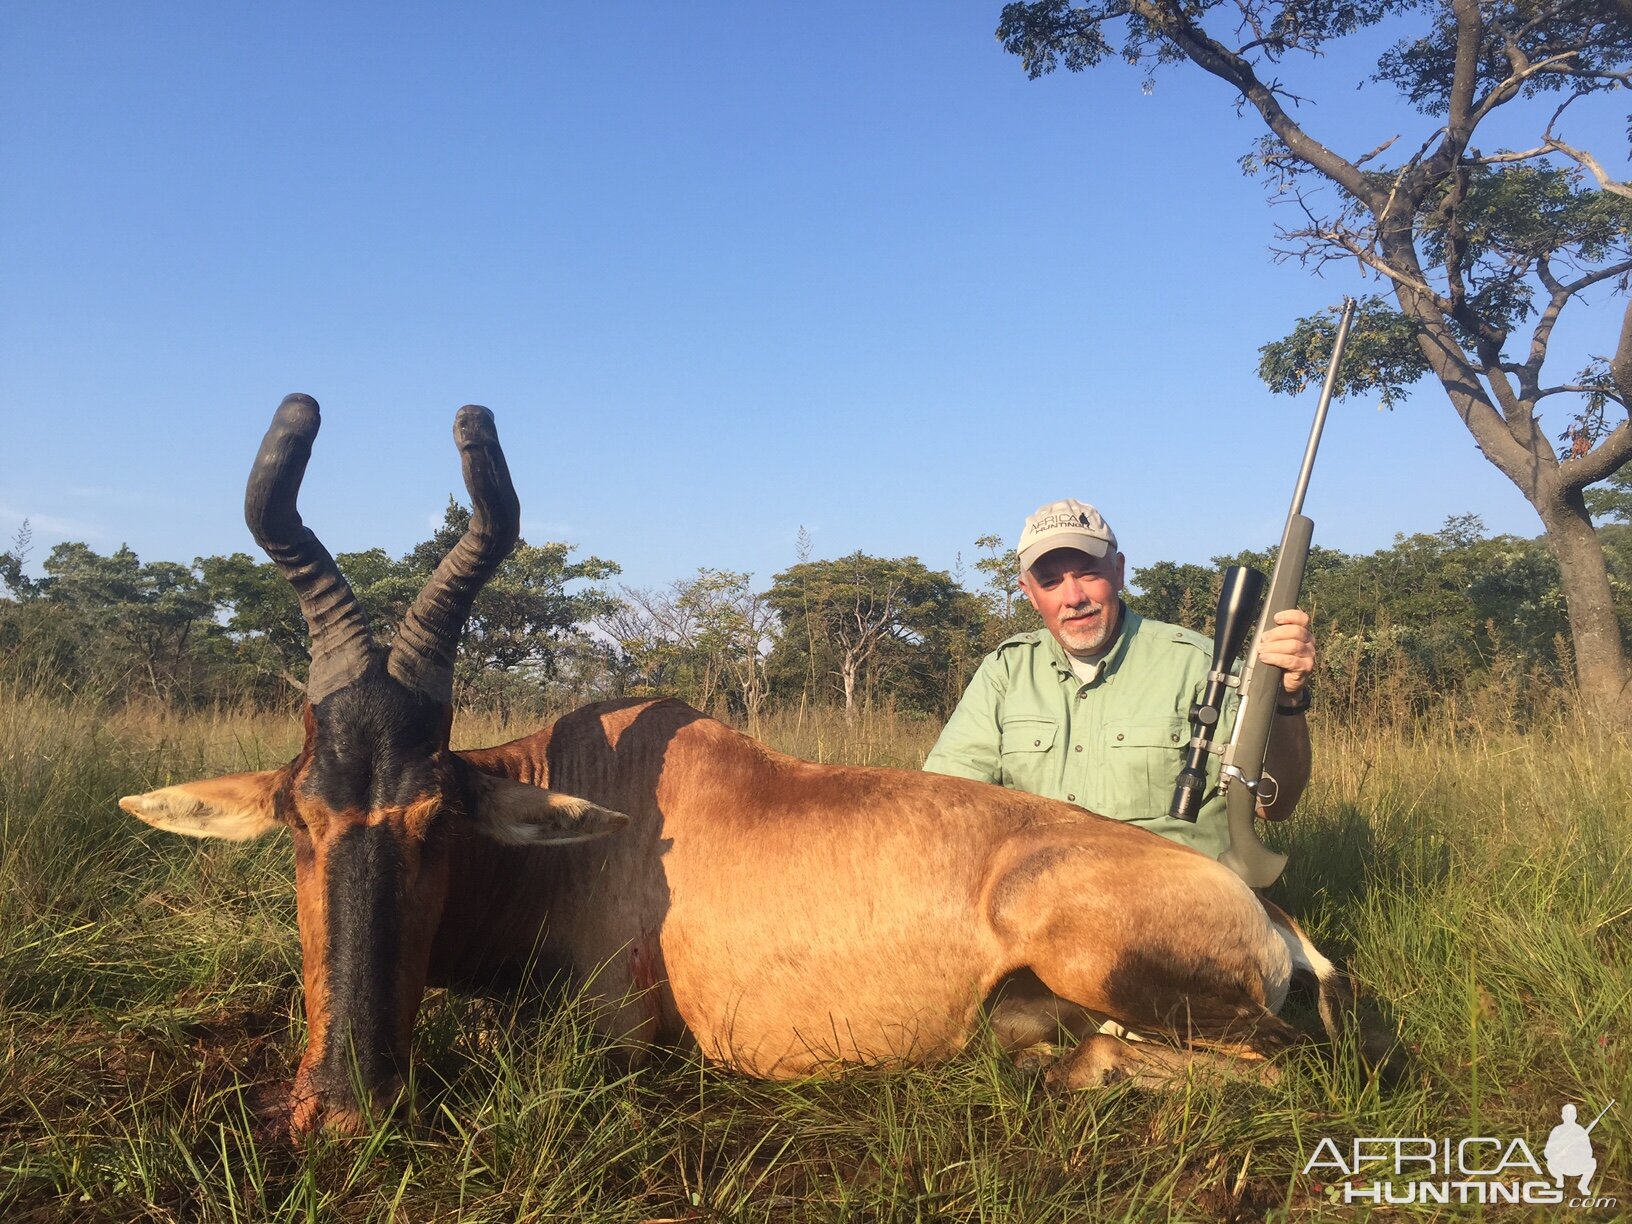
[{"left": 6, "top": 485, "right": 1631, "bottom": 727}]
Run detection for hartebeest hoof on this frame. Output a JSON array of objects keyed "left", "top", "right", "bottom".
[{"left": 289, "top": 1076, "right": 406, "bottom": 1139}]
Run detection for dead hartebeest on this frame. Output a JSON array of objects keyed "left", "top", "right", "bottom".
[{"left": 123, "top": 395, "right": 1365, "bottom": 1136}]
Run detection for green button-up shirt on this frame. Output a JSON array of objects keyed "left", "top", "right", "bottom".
[{"left": 922, "top": 607, "right": 1237, "bottom": 857}]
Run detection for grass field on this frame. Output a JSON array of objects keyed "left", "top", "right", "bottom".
[{"left": 1, "top": 690, "right": 1628, "bottom": 1221}]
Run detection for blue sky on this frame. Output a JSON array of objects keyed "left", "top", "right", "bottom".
[{"left": 3, "top": 2, "right": 1627, "bottom": 596}]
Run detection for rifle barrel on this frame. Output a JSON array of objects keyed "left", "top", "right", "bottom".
[{"left": 1288, "top": 298, "right": 1357, "bottom": 519}]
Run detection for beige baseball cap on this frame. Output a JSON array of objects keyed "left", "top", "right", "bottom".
[{"left": 1018, "top": 499, "right": 1118, "bottom": 572}]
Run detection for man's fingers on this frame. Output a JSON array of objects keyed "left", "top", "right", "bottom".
[{"left": 1258, "top": 609, "right": 1315, "bottom": 695}]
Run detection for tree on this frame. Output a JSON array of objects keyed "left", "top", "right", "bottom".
[
  {"left": 1126, "top": 559, "right": 1221, "bottom": 629},
  {"left": 602, "top": 569, "right": 775, "bottom": 727},
  {"left": 371, "top": 501, "right": 620, "bottom": 710},
  {"left": 972, "top": 533, "right": 1044, "bottom": 649},
  {"left": 199, "top": 500, "right": 620, "bottom": 712},
  {"left": 766, "top": 552, "right": 983, "bottom": 716},
  {"left": 998, "top": 0, "right": 1632, "bottom": 717},
  {"left": 15, "top": 542, "right": 218, "bottom": 701},
  {"left": 197, "top": 551, "right": 308, "bottom": 697}
]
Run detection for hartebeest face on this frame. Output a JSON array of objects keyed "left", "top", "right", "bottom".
[{"left": 120, "top": 396, "right": 626, "bottom": 1136}]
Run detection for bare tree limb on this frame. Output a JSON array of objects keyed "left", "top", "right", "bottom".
[
  {"left": 1124, "top": 0, "right": 1380, "bottom": 209},
  {"left": 1545, "top": 136, "right": 1632, "bottom": 200},
  {"left": 1563, "top": 260, "right": 1632, "bottom": 297},
  {"left": 1469, "top": 53, "right": 1584, "bottom": 128},
  {"left": 1559, "top": 418, "right": 1632, "bottom": 489},
  {"left": 1537, "top": 384, "right": 1630, "bottom": 406}
]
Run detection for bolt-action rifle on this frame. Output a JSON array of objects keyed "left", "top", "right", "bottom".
[{"left": 1168, "top": 298, "right": 1357, "bottom": 888}]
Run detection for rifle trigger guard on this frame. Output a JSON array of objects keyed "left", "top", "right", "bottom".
[{"left": 1256, "top": 770, "right": 1280, "bottom": 809}]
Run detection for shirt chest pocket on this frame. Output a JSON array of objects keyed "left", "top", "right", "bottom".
[
  {"left": 999, "top": 716, "right": 1059, "bottom": 795},
  {"left": 1102, "top": 719, "right": 1188, "bottom": 820}
]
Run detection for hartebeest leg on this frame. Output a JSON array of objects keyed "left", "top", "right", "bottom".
[
  {"left": 983, "top": 828, "right": 1307, "bottom": 1084},
  {"left": 1046, "top": 1033, "right": 1285, "bottom": 1091}
]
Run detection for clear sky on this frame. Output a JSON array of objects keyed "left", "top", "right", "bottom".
[{"left": 3, "top": 2, "right": 1627, "bottom": 595}]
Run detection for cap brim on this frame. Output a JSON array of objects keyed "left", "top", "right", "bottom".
[{"left": 1020, "top": 533, "right": 1114, "bottom": 572}]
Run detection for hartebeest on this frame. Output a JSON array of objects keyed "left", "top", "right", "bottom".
[{"left": 123, "top": 395, "right": 1365, "bottom": 1136}]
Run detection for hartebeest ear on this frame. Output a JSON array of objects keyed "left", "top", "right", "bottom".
[
  {"left": 469, "top": 771, "right": 630, "bottom": 846},
  {"left": 119, "top": 771, "right": 283, "bottom": 841}
]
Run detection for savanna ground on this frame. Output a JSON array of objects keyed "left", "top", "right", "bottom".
[{"left": 1, "top": 683, "right": 1628, "bottom": 1222}]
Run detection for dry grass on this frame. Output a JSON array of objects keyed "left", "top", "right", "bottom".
[{"left": 2, "top": 688, "right": 1628, "bottom": 1221}]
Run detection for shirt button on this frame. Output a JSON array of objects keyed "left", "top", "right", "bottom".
[
  {"left": 1067, "top": 793, "right": 1076, "bottom": 802},
  {"left": 1074, "top": 745, "right": 1082, "bottom": 753},
  {"left": 1116, "top": 733, "right": 1124, "bottom": 741},
  {"left": 1076, "top": 691, "right": 1086, "bottom": 700},
  {"left": 1171, "top": 734, "right": 1180, "bottom": 743},
  {"left": 1033, "top": 739, "right": 1041, "bottom": 746}
]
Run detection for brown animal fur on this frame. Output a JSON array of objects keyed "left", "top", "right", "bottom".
[{"left": 443, "top": 697, "right": 1314, "bottom": 1078}]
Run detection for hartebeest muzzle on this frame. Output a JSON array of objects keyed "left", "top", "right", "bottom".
[{"left": 120, "top": 396, "right": 628, "bottom": 1136}]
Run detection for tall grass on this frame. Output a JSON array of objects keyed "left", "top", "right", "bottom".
[{"left": 1, "top": 686, "right": 1627, "bottom": 1221}]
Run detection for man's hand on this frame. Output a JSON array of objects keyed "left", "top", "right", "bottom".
[{"left": 1255, "top": 608, "right": 1315, "bottom": 699}]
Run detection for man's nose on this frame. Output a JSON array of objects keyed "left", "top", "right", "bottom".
[{"left": 1060, "top": 573, "right": 1091, "bottom": 605}]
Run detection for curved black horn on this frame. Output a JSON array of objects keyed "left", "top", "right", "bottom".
[
  {"left": 245, "top": 394, "right": 376, "bottom": 703},
  {"left": 387, "top": 405, "right": 520, "bottom": 701}
]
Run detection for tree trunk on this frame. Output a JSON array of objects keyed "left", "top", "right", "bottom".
[
  {"left": 840, "top": 654, "right": 858, "bottom": 719},
  {"left": 1535, "top": 485, "right": 1630, "bottom": 717},
  {"left": 1391, "top": 273, "right": 1632, "bottom": 725}
]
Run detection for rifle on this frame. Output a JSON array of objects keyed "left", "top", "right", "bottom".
[{"left": 1169, "top": 297, "right": 1357, "bottom": 887}]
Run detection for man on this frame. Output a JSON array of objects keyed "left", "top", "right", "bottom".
[{"left": 924, "top": 499, "right": 1316, "bottom": 860}]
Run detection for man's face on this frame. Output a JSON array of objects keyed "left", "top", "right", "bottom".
[{"left": 1021, "top": 547, "right": 1126, "bottom": 659}]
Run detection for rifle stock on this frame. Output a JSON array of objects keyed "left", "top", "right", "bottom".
[
  {"left": 1218, "top": 514, "right": 1311, "bottom": 886},
  {"left": 1205, "top": 296, "right": 1356, "bottom": 888}
]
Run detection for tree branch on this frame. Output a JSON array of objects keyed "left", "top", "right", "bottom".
[
  {"left": 1469, "top": 53, "right": 1587, "bottom": 128},
  {"left": 1444, "top": 0, "right": 1483, "bottom": 148},
  {"left": 1613, "top": 297, "right": 1632, "bottom": 414},
  {"left": 1537, "top": 384, "right": 1630, "bottom": 406},
  {"left": 1545, "top": 137, "right": 1632, "bottom": 201},
  {"left": 1559, "top": 418, "right": 1632, "bottom": 489},
  {"left": 1124, "top": 0, "right": 1380, "bottom": 210},
  {"left": 1386, "top": 258, "right": 1555, "bottom": 494}
]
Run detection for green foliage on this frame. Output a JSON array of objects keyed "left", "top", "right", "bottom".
[
  {"left": 1129, "top": 515, "right": 1589, "bottom": 714},
  {"left": 971, "top": 532, "right": 1043, "bottom": 648},
  {"left": 196, "top": 551, "right": 308, "bottom": 698},
  {"left": 1257, "top": 296, "right": 1430, "bottom": 408},
  {"left": 998, "top": 0, "right": 1412, "bottom": 80},
  {"left": 0, "top": 541, "right": 222, "bottom": 702},
  {"left": 765, "top": 552, "right": 984, "bottom": 715},
  {"left": 1587, "top": 465, "right": 1632, "bottom": 524},
  {"left": 0, "top": 501, "right": 618, "bottom": 713},
  {"left": 1374, "top": 0, "right": 1632, "bottom": 111},
  {"left": 333, "top": 501, "right": 622, "bottom": 712},
  {"left": 1126, "top": 558, "right": 1220, "bottom": 627},
  {"left": 5, "top": 505, "right": 1625, "bottom": 723}
]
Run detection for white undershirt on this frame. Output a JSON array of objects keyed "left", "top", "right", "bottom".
[{"left": 1067, "top": 653, "right": 1109, "bottom": 686}]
